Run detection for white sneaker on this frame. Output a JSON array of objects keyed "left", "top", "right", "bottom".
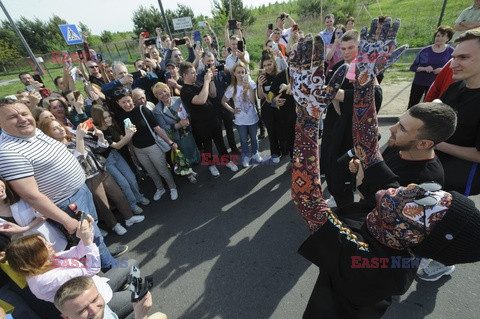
[
  {"left": 100, "top": 228, "right": 108, "bottom": 237},
  {"left": 139, "top": 197, "right": 150, "bottom": 205},
  {"left": 170, "top": 188, "right": 178, "bottom": 200},
  {"left": 226, "top": 161, "right": 238, "bottom": 172},
  {"left": 252, "top": 153, "right": 263, "bottom": 163},
  {"left": 326, "top": 197, "right": 337, "bottom": 208},
  {"left": 125, "top": 215, "right": 145, "bottom": 227},
  {"left": 153, "top": 189, "right": 166, "bottom": 201},
  {"left": 112, "top": 223, "right": 127, "bottom": 235},
  {"left": 209, "top": 165, "right": 220, "bottom": 177},
  {"left": 271, "top": 155, "right": 280, "bottom": 164},
  {"left": 417, "top": 260, "right": 455, "bottom": 281},
  {"left": 132, "top": 205, "right": 143, "bottom": 215},
  {"left": 242, "top": 156, "right": 251, "bottom": 168}
]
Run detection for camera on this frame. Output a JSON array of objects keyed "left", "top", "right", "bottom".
[{"left": 128, "top": 266, "right": 153, "bottom": 302}]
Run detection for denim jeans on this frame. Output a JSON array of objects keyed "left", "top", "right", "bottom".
[
  {"left": 105, "top": 149, "right": 145, "bottom": 210},
  {"left": 56, "top": 184, "right": 116, "bottom": 271},
  {"left": 237, "top": 123, "right": 258, "bottom": 158}
]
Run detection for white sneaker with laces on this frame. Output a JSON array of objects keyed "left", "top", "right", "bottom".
[
  {"left": 153, "top": 189, "right": 166, "bottom": 201},
  {"left": 252, "top": 153, "right": 263, "bottom": 163},
  {"left": 209, "top": 165, "right": 220, "bottom": 177},
  {"left": 100, "top": 228, "right": 108, "bottom": 237},
  {"left": 139, "top": 197, "right": 150, "bottom": 205},
  {"left": 170, "top": 188, "right": 178, "bottom": 200},
  {"left": 125, "top": 215, "right": 145, "bottom": 227},
  {"left": 242, "top": 156, "right": 251, "bottom": 168},
  {"left": 112, "top": 223, "right": 127, "bottom": 235},
  {"left": 271, "top": 155, "right": 281, "bottom": 164},
  {"left": 226, "top": 161, "right": 239, "bottom": 172},
  {"left": 417, "top": 260, "right": 455, "bottom": 281}
]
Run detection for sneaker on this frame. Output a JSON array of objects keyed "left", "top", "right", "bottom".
[
  {"left": 417, "top": 260, "right": 455, "bottom": 281},
  {"left": 109, "top": 245, "right": 128, "bottom": 259},
  {"left": 125, "top": 215, "right": 145, "bottom": 227},
  {"left": 226, "top": 161, "right": 239, "bottom": 172},
  {"left": 187, "top": 175, "right": 198, "bottom": 184},
  {"left": 170, "top": 188, "right": 178, "bottom": 200},
  {"left": 191, "top": 170, "right": 199, "bottom": 178},
  {"left": 242, "top": 156, "right": 251, "bottom": 168},
  {"left": 326, "top": 197, "right": 337, "bottom": 208},
  {"left": 100, "top": 228, "right": 108, "bottom": 237},
  {"left": 132, "top": 205, "right": 143, "bottom": 215},
  {"left": 272, "top": 155, "right": 280, "bottom": 164},
  {"left": 258, "top": 131, "right": 266, "bottom": 139},
  {"left": 112, "top": 223, "right": 127, "bottom": 236},
  {"left": 153, "top": 189, "right": 166, "bottom": 201},
  {"left": 139, "top": 197, "right": 150, "bottom": 205},
  {"left": 252, "top": 153, "right": 263, "bottom": 163},
  {"left": 209, "top": 165, "right": 220, "bottom": 177}
]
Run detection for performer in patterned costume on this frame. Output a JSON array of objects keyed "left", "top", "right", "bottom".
[{"left": 290, "top": 18, "right": 480, "bottom": 318}]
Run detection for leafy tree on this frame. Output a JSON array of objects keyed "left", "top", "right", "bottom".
[
  {"left": 211, "top": 0, "right": 255, "bottom": 28},
  {"left": 132, "top": 5, "right": 164, "bottom": 37},
  {"left": 0, "top": 20, "right": 23, "bottom": 55},
  {"left": 0, "top": 39, "right": 20, "bottom": 72},
  {"left": 100, "top": 30, "right": 113, "bottom": 43}
]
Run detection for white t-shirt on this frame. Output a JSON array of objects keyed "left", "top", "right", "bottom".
[{"left": 224, "top": 79, "right": 258, "bottom": 126}]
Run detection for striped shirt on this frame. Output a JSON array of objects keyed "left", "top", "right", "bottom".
[{"left": 0, "top": 129, "right": 85, "bottom": 203}]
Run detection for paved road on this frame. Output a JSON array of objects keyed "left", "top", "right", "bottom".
[{"left": 105, "top": 120, "right": 480, "bottom": 319}]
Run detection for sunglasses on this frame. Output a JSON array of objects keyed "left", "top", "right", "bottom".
[
  {"left": 113, "top": 88, "right": 132, "bottom": 97},
  {"left": 88, "top": 65, "right": 99, "bottom": 68},
  {"left": 173, "top": 54, "right": 182, "bottom": 58}
]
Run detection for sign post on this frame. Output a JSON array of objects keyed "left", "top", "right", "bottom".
[{"left": 58, "top": 24, "right": 83, "bottom": 45}]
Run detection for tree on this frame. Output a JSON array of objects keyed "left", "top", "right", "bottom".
[
  {"left": 211, "top": 0, "right": 255, "bottom": 28},
  {"left": 132, "top": 5, "right": 164, "bottom": 37},
  {"left": 0, "top": 38, "right": 21, "bottom": 72},
  {"left": 100, "top": 30, "right": 113, "bottom": 43}
]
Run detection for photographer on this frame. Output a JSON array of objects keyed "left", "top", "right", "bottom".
[{"left": 54, "top": 276, "right": 167, "bottom": 319}]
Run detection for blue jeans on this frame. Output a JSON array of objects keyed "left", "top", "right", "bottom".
[
  {"left": 56, "top": 184, "right": 116, "bottom": 271},
  {"left": 105, "top": 149, "right": 145, "bottom": 209},
  {"left": 237, "top": 123, "right": 258, "bottom": 158}
]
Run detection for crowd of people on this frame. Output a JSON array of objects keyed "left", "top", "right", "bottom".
[{"left": 1, "top": 1, "right": 480, "bottom": 317}]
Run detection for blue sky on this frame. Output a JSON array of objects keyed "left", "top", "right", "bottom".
[{"left": 1, "top": 0, "right": 289, "bottom": 34}]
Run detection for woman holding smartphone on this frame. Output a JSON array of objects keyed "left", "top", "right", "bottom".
[{"left": 222, "top": 62, "right": 262, "bottom": 167}]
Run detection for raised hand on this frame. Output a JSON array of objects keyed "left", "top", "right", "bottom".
[
  {"left": 289, "top": 34, "right": 347, "bottom": 121},
  {"left": 356, "top": 18, "right": 408, "bottom": 86}
]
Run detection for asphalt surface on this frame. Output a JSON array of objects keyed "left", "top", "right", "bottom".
[{"left": 105, "top": 119, "right": 480, "bottom": 319}]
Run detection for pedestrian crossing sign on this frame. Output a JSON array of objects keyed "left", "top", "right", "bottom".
[{"left": 59, "top": 24, "right": 83, "bottom": 45}]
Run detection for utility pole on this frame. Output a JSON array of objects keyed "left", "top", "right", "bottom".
[
  {"left": 157, "top": 0, "right": 173, "bottom": 39},
  {"left": 438, "top": 0, "right": 448, "bottom": 27},
  {"left": 0, "top": 0, "right": 44, "bottom": 76}
]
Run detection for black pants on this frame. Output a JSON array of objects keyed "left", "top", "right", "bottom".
[
  {"left": 407, "top": 83, "right": 429, "bottom": 109},
  {"left": 261, "top": 105, "right": 283, "bottom": 156},
  {"left": 193, "top": 118, "right": 229, "bottom": 158},
  {"left": 279, "top": 101, "right": 297, "bottom": 158},
  {"left": 216, "top": 107, "right": 237, "bottom": 151}
]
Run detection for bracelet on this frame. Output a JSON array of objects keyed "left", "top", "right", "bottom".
[{"left": 170, "top": 142, "right": 175, "bottom": 146}]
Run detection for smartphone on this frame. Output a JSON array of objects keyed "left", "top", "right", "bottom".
[
  {"left": 292, "top": 24, "right": 299, "bottom": 32},
  {"left": 33, "top": 74, "right": 43, "bottom": 83},
  {"left": 82, "top": 118, "right": 95, "bottom": 130},
  {"left": 242, "top": 74, "right": 249, "bottom": 82},
  {"left": 165, "top": 71, "right": 171, "bottom": 80},
  {"left": 26, "top": 85, "right": 34, "bottom": 91},
  {"left": 237, "top": 40, "right": 244, "bottom": 52},
  {"left": 62, "top": 50, "right": 72, "bottom": 67},
  {"left": 73, "top": 90, "right": 82, "bottom": 101},
  {"left": 124, "top": 118, "right": 132, "bottom": 128},
  {"left": 215, "top": 64, "right": 224, "bottom": 72},
  {"left": 141, "top": 32, "right": 150, "bottom": 38},
  {"left": 75, "top": 211, "right": 87, "bottom": 224},
  {"left": 204, "top": 64, "right": 211, "bottom": 73},
  {"left": 131, "top": 71, "right": 142, "bottom": 79},
  {"left": 96, "top": 53, "right": 103, "bottom": 62},
  {"left": 144, "top": 38, "right": 156, "bottom": 46},
  {"left": 198, "top": 21, "right": 206, "bottom": 27},
  {"left": 193, "top": 30, "right": 202, "bottom": 42},
  {"left": 228, "top": 19, "right": 237, "bottom": 30},
  {"left": 258, "top": 69, "right": 265, "bottom": 76},
  {"left": 272, "top": 43, "right": 279, "bottom": 52},
  {"left": 144, "top": 53, "right": 151, "bottom": 59},
  {"left": 77, "top": 49, "right": 84, "bottom": 61},
  {"left": 175, "top": 38, "right": 186, "bottom": 45},
  {"left": 268, "top": 23, "right": 273, "bottom": 30}
]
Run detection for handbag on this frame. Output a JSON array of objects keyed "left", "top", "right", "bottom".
[{"left": 139, "top": 105, "right": 171, "bottom": 152}]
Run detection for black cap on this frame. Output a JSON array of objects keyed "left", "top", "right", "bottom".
[{"left": 165, "top": 60, "right": 177, "bottom": 68}]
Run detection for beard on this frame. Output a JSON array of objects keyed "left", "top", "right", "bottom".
[{"left": 388, "top": 136, "right": 417, "bottom": 151}]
